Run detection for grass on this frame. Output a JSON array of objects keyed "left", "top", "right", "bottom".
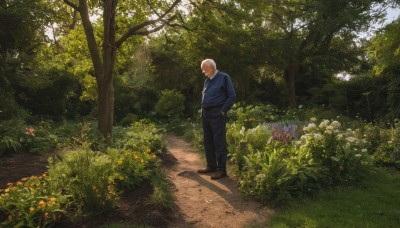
[
  {"left": 265, "top": 168, "right": 400, "bottom": 228},
  {"left": 148, "top": 170, "right": 175, "bottom": 208}
]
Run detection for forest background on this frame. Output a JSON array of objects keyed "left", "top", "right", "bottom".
[{"left": 1, "top": 0, "right": 400, "bottom": 128}]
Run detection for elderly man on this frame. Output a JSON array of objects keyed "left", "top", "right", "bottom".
[{"left": 198, "top": 59, "right": 236, "bottom": 180}]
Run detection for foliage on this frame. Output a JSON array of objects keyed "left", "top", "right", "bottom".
[
  {"left": 154, "top": 89, "right": 186, "bottom": 119},
  {"left": 0, "top": 174, "right": 71, "bottom": 227},
  {"left": 106, "top": 148, "right": 159, "bottom": 190},
  {"left": 373, "top": 122, "right": 400, "bottom": 168},
  {"left": 0, "top": 119, "right": 57, "bottom": 155},
  {"left": 112, "top": 119, "right": 167, "bottom": 155},
  {"left": 1, "top": 117, "right": 168, "bottom": 226},
  {"left": 223, "top": 104, "right": 374, "bottom": 204},
  {"left": 47, "top": 150, "right": 118, "bottom": 216},
  {"left": 119, "top": 113, "right": 139, "bottom": 127},
  {"left": 229, "top": 103, "right": 281, "bottom": 128}
]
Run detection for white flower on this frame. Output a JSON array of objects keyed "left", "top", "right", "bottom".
[
  {"left": 336, "top": 134, "right": 344, "bottom": 140},
  {"left": 355, "top": 154, "right": 362, "bottom": 158},
  {"left": 326, "top": 125, "right": 335, "bottom": 131},
  {"left": 310, "top": 117, "right": 317, "bottom": 122},
  {"left": 314, "top": 133, "right": 323, "bottom": 141},
  {"left": 309, "top": 123, "right": 317, "bottom": 129},
  {"left": 331, "top": 121, "right": 341, "bottom": 129},
  {"left": 346, "top": 137, "right": 357, "bottom": 143},
  {"left": 361, "top": 149, "right": 367, "bottom": 153},
  {"left": 319, "top": 120, "right": 330, "bottom": 129},
  {"left": 324, "top": 130, "right": 333, "bottom": 135}
]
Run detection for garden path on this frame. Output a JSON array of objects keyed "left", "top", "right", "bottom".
[{"left": 164, "top": 134, "right": 273, "bottom": 227}]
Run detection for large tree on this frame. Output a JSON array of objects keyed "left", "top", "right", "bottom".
[{"left": 62, "top": 0, "right": 181, "bottom": 137}]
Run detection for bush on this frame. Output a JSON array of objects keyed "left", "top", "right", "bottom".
[
  {"left": 0, "top": 174, "right": 71, "bottom": 227},
  {"left": 373, "top": 122, "right": 400, "bottom": 168},
  {"left": 106, "top": 148, "right": 159, "bottom": 190},
  {"left": 229, "top": 111, "right": 373, "bottom": 204},
  {"left": 112, "top": 119, "right": 166, "bottom": 155},
  {"left": 119, "top": 113, "right": 138, "bottom": 127},
  {"left": 0, "top": 119, "right": 57, "bottom": 155},
  {"left": 154, "top": 89, "right": 185, "bottom": 119},
  {"left": 47, "top": 150, "right": 118, "bottom": 216}
]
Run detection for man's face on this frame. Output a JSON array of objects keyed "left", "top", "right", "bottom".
[{"left": 201, "top": 64, "right": 213, "bottom": 77}]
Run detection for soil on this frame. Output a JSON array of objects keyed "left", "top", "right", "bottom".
[{"left": 0, "top": 134, "right": 273, "bottom": 227}]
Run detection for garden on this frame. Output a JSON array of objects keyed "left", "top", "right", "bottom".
[{"left": 1, "top": 0, "right": 400, "bottom": 227}]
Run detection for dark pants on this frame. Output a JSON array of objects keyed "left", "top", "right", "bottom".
[{"left": 202, "top": 107, "right": 227, "bottom": 172}]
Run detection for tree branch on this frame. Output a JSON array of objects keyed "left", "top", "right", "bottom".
[
  {"left": 63, "top": 0, "right": 79, "bottom": 11},
  {"left": 115, "top": 0, "right": 181, "bottom": 47}
]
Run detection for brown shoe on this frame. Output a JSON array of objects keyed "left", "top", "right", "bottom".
[
  {"left": 211, "top": 171, "right": 227, "bottom": 180},
  {"left": 197, "top": 167, "right": 217, "bottom": 174}
]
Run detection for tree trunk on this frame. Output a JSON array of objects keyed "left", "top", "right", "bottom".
[
  {"left": 97, "top": 77, "right": 114, "bottom": 137},
  {"left": 284, "top": 58, "right": 300, "bottom": 108},
  {"left": 98, "top": 0, "right": 118, "bottom": 137}
]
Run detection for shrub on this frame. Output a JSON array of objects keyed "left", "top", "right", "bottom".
[
  {"left": 112, "top": 119, "right": 166, "bottom": 155},
  {"left": 119, "top": 113, "right": 138, "bottom": 127},
  {"left": 0, "top": 174, "right": 71, "bottom": 227},
  {"left": 154, "top": 89, "right": 185, "bottom": 118},
  {"left": 0, "top": 120, "right": 57, "bottom": 155},
  {"left": 19, "top": 127, "right": 57, "bottom": 154},
  {"left": 373, "top": 122, "right": 400, "bottom": 168},
  {"left": 234, "top": 118, "right": 372, "bottom": 204},
  {"left": 107, "top": 148, "right": 159, "bottom": 190},
  {"left": 47, "top": 150, "right": 118, "bottom": 216}
]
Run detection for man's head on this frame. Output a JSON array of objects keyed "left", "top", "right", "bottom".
[{"left": 201, "top": 59, "right": 217, "bottom": 77}]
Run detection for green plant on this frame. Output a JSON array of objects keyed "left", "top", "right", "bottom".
[
  {"left": 112, "top": 119, "right": 166, "bottom": 155},
  {"left": 107, "top": 148, "right": 159, "bottom": 190},
  {"left": 0, "top": 136, "right": 22, "bottom": 155},
  {"left": 19, "top": 127, "right": 58, "bottom": 154},
  {"left": 148, "top": 171, "right": 174, "bottom": 208},
  {"left": 373, "top": 122, "right": 400, "bottom": 168},
  {"left": 47, "top": 150, "right": 118, "bottom": 216},
  {"left": 154, "top": 89, "right": 185, "bottom": 118},
  {"left": 119, "top": 113, "right": 138, "bottom": 127},
  {"left": 0, "top": 174, "right": 71, "bottom": 227}
]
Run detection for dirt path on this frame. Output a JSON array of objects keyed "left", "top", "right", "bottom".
[{"left": 165, "top": 134, "right": 273, "bottom": 228}]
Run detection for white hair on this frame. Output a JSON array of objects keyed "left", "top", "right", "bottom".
[{"left": 201, "top": 59, "right": 217, "bottom": 69}]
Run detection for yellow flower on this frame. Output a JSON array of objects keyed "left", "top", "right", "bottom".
[
  {"left": 29, "top": 207, "right": 35, "bottom": 212},
  {"left": 117, "top": 159, "right": 123, "bottom": 165},
  {"left": 152, "top": 155, "right": 157, "bottom": 159},
  {"left": 17, "top": 181, "right": 23, "bottom": 185},
  {"left": 49, "top": 197, "right": 56, "bottom": 202},
  {"left": 147, "top": 148, "right": 151, "bottom": 153},
  {"left": 6, "top": 183, "right": 12, "bottom": 187},
  {"left": 38, "top": 200, "right": 47, "bottom": 207},
  {"left": 21, "top": 177, "right": 28, "bottom": 182},
  {"left": 119, "top": 176, "right": 125, "bottom": 181}
]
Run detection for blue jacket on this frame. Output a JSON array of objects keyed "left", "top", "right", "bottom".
[{"left": 201, "top": 71, "right": 236, "bottom": 113}]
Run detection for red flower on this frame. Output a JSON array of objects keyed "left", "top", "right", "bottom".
[{"left": 25, "top": 128, "right": 35, "bottom": 136}]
